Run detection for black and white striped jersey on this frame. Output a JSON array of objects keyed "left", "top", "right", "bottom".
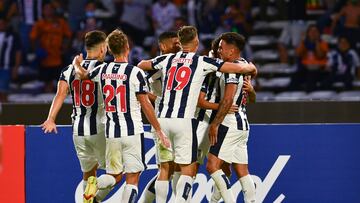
[
  {"left": 195, "top": 72, "right": 221, "bottom": 124},
  {"left": 89, "top": 62, "right": 148, "bottom": 138},
  {"left": 219, "top": 58, "right": 250, "bottom": 131},
  {"left": 59, "top": 59, "right": 105, "bottom": 136},
  {"left": 150, "top": 51, "right": 224, "bottom": 119},
  {"left": 146, "top": 69, "right": 163, "bottom": 97}
]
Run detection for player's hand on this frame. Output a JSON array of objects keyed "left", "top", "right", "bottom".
[
  {"left": 208, "top": 124, "right": 219, "bottom": 146},
  {"left": 41, "top": 119, "right": 58, "bottom": 134},
  {"left": 228, "top": 104, "right": 239, "bottom": 114},
  {"left": 242, "top": 76, "right": 254, "bottom": 94},
  {"left": 72, "top": 53, "right": 84, "bottom": 67},
  {"left": 156, "top": 130, "right": 171, "bottom": 149}
]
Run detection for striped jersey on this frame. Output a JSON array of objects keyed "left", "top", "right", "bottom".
[
  {"left": 195, "top": 72, "right": 221, "bottom": 124},
  {"left": 0, "top": 31, "right": 21, "bottom": 70},
  {"left": 151, "top": 51, "right": 224, "bottom": 118},
  {"left": 59, "top": 59, "right": 105, "bottom": 136},
  {"left": 146, "top": 69, "right": 163, "bottom": 97},
  {"left": 89, "top": 62, "right": 148, "bottom": 138},
  {"left": 218, "top": 58, "right": 249, "bottom": 131}
]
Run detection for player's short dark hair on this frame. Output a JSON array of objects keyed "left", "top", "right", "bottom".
[
  {"left": 220, "top": 32, "right": 245, "bottom": 52},
  {"left": 158, "top": 31, "right": 178, "bottom": 43},
  {"left": 211, "top": 36, "right": 222, "bottom": 58},
  {"left": 84, "top": 30, "right": 107, "bottom": 50},
  {"left": 177, "top": 26, "right": 197, "bottom": 45},
  {"left": 107, "top": 29, "right": 128, "bottom": 55}
]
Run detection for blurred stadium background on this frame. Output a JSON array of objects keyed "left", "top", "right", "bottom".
[{"left": 0, "top": 0, "right": 360, "bottom": 202}]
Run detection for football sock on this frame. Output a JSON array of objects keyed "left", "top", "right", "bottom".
[
  {"left": 239, "top": 174, "right": 256, "bottom": 203},
  {"left": 211, "top": 170, "right": 235, "bottom": 203},
  {"left": 175, "top": 175, "right": 193, "bottom": 203},
  {"left": 121, "top": 184, "right": 138, "bottom": 203},
  {"left": 155, "top": 180, "right": 169, "bottom": 203}
]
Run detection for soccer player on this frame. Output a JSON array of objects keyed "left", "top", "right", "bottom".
[
  {"left": 73, "top": 29, "right": 170, "bottom": 203},
  {"left": 139, "top": 31, "right": 181, "bottom": 203},
  {"left": 137, "top": 26, "right": 257, "bottom": 203},
  {"left": 206, "top": 32, "right": 256, "bottom": 203},
  {"left": 197, "top": 36, "right": 236, "bottom": 202},
  {"left": 41, "top": 30, "right": 108, "bottom": 199}
]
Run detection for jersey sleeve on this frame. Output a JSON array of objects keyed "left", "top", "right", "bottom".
[
  {"left": 151, "top": 54, "right": 170, "bottom": 70},
  {"left": 133, "top": 69, "right": 149, "bottom": 94},
  {"left": 202, "top": 56, "right": 225, "bottom": 73},
  {"left": 224, "top": 73, "right": 241, "bottom": 84},
  {"left": 88, "top": 63, "right": 106, "bottom": 82},
  {"left": 59, "top": 65, "right": 72, "bottom": 82},
  {"left": 146, "top": 69, "right": 162, "bottom": 83},
  {"left": 201, "top": 74, "right": 211, "bottom": 93}
]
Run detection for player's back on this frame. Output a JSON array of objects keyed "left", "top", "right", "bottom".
[
  {"left": 219, "top": 58, "right": 249, "bottom": 130},
  {"left": 151, "top": 51, "right": 223, "bottom": 119},
  {"left": 98, "top": 62, "right": 147, "bottom": 138},
  {"left": 60, "top": 59, "right": 105, "bottom": 136}
]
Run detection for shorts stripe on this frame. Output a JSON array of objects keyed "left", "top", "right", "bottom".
[
  {"left": 209, "top": 124, "right": 228, "bottom": 157},
  {"left": 191, "top": 119, "right": 199, "bottom": 163}
]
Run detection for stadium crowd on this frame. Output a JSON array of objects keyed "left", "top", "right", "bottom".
[{"left": 0, "top": 0, "right": 360, "bottom": 102}]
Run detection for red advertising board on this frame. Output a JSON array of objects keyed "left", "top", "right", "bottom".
[{"left": 0, "top": 126, "right": 25, "bottom": 203}]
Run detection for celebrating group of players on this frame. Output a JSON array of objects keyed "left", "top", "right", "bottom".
[{"left": 42, "top": 25, "right": 257, "bottom": 203}]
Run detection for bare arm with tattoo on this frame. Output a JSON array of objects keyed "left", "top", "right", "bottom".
[{"left": 208, "top": 83, "right": 237, "bottom": 145}]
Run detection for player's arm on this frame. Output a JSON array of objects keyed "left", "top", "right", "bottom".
[
  {"left": 208, "top": 83, "right": 237, "bottom": 145},
  {"left": 243, "top": 76, "right": 256, "bottom": 103},
  {"left": 138, "top": 55, "right": 169, "bottom": 71},
  {"left": 41, "top": 81, "right": 69, "bottom": 134},
  {"left": 197, "top": 91, "right": 218, "bottom": 110},
  {"left": 137, "top": 94, "right": 171, "bottom": 148},
  {"left": 197, "top": 91, "right": 238, "bottom": 113},
  {"left": 147, "top": 92, "right": 158, "bottom": 103},
  {"left": 220, "top": 61, "right": 257, "bottom": 78},
  {"left": 72, "top": 54, "right": 90, "bottom": 80},
  {"left": 137, "top": 60, "right": 153, "bottom": 71}
]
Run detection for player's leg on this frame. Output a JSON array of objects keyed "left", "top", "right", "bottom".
[
  {"left": 121, "top": 133, "right": 146, "bottom": 203},
  {"left": 173, "top": 118, "right": 199, "bottom": 203},
  {"left": 73, "top": 134, "right": 102, "bottom": 203},
  {"left": 232, "top": 164, "right": 255, "bottom": 203},
  {"left": 95, "top": 137, "right": 123, "bottom": 202},
  {"left": 151, "top": 118, "right": 175, "bottom": 202},
  {"left": 171, "top": 164, "right": 181, "bottom": 195},
  {"left": 232, "top": 130, "right": 255, "bottom": 203},
  {"left": 210, "top": 162, "right": 231, "bottom": 203},
  {"left": 122, "top": 172, "right": 141, "bottom": 203},
  {"left": 155, "top": 161, "right": 174, "bottom": 203},
  {"left": 207, "top": 124, "right": 239, "bottom": 203}
]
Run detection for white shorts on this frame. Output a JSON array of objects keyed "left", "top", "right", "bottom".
[
  {"left": 196, "top": 121, "right": 210, "bottom": 165},
  {"left": 105, "top": 134, "right": 146, "bottom": 174},
  {"left": 209, "top": 124, "right": 249, "bottom": 164},
  {"left": 158, "top": 118, "right": 198, "bottom": 165},
  {"left": 73, "top": 132, "right": 106, "bottom": 173},
  {"left": 153, "top": 131, "right": 174, "bottom": 164}
]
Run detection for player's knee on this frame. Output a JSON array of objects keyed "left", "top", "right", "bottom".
[
  {"left": 126, "top": 172, "right": 140, "bottom": 185},
  {"left": 206, "top": 160, "right": 218, "bottom": 174},
  {"left": 234, "top": 164, "right": 249, "bottom": 178},
  {"left": 179, "top": 163, "right": 197, "bottom": 177},
  {"left": 83, "top": 165, "right": 98, "bottom": 180}
]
